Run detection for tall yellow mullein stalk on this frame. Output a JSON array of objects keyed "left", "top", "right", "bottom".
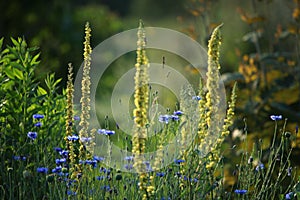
[
  {"left": 196, "top": 24, "right": 224, "bottom": 170},
  {"left": 221, "top": 82, "right": 237, "bottom": 140},
  {"left": 132, "top": 20, "right": 153, "bottom": 200},
  {"left": 65, "top": 63, "right": 77, "bottom": 180},
  {"left": 79, "top": 22, "right": 92, "bottom": 164}
]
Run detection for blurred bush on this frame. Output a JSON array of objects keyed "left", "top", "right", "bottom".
[{"left": 0, "top": 0, "right": 123, "bottom": 86}]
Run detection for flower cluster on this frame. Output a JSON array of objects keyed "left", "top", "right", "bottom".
[
  {"left": 270, "top": 115, "right": 282, "bottom": 121},
  {"left": 158, "top": 110, "right": 183, "bottom": 124},
  {"left": 97, "top": 129, "right": 115, "bottom": 136}
]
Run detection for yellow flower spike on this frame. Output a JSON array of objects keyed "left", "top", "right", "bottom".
[
  {"left": 65, "top": 63, "right": 78, "bottom": 185},
  {"left": 79, "top": 22, "right": 93, "bottom": 169},
  {"left": 132, "top": 20, "right": 153, "bottom": 199},
  {"left": 196, "top": 25, "right": 224, "bottom": 170}
]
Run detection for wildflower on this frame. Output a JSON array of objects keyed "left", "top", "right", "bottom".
[
  {"left": 54, "top": 147, "right": 62, "bottom": 152},
  {"left": 255, "top": 163, "right": 264, "bottom": 171},
  {"left": 27, "top": 132, "right": 37, "bottom": 140},
  {"left": 156, "top": 172, "right": 165, "bottom": 177},
  {"left": 80, "top": 137, "right": 92, "bottom": 142},
  {"left": 34, "top": 121, "right": 42, "bottom": 127},
  {"left": 37, "top": 167, "right": 48, "bottom": 174},
  {"left": 159, "top": 115, "right": 170, "bottom": 124},
  {"left": 52, "top": 166, "right": 62, "bottom": 173},
  {"left": 173, "top": 110, "right": 183, "bottom": 116},
  {"left": 56, "top": 158, "right": 67, "bottom": 165},
  {"left": 100, "top": 167, "right": 111, "bottom": 174},
  {"left": 96, "top": 176, "right": 105, "bottom": 180},
  {"left": 84, "top": 160, "right": 97, "bottom": 167},
  {"left": 59, "top": 150, "right": 69, "bottom": 158},
  {"left": 234, "top": 189, "right": 247, "bottom": 194},
  {"left": 67, "top": 135, "right": 79, "bottom": 141},
  {"left": 285, "top": 192, "right": 295, "bottom": 199},
  {"left": 270, "top": 115, "right": 282, "bottom": 121},
  {"left": 78, "top": 22, "right": 93, "bottom": 162},
  {"left": 13, "top": 155, "right": 26, "bottom": 161},
  {"left": 93, "top": 156, "right": 104, "bottom": 162},
  {"left": 170, "top": 115, "right": 180, "bottom": 121},
  {"left": 124, "top": 164, "right": 133, "bottom": 170},
  {"left": 174, "top": 159, "right": 185, "bottom": 164},
  {"left": 67, "top": 190, "right": 77, "bottom": 196},
  {"left": 97, "top": 129, "right": 115, "bottom": 136},
  {"left": 74, "top": 116, "right": 80, "bottom": 121},
  {"left": 124, "top": 156, "right": 134, "bottom": 162},
  {"left": 191, "top": 177, "right": 199, "bottom": 182},
  {"left": 101, "top": 185, "right": 110, "bottom": 191},
  {"left": 192, "top": 96, "right": 201, "bottom": 101},
  {"left": 33, "top": 114, "right": 44, "bottom": 119}
]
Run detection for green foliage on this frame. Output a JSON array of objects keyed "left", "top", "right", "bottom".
[{"left": 0, "top": 37, "right": 66, "bottom": 199}]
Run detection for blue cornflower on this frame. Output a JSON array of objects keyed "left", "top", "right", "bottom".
[
  {"left": 161, "top": 197, "right": 171, "bottom": 200},
  {"left": 124, "top": 164, "right": 133, "bottom": 170},
  {"left": 83, "top": 160, "right": 97, "bottom": 167},
  {"left": 191, "top": 177, "right": 199, "bottom": 182},
  {"left": 34, "top": 121, "right": 42, "bottom": 127},
  {"left": 234, "top": 189, "right": 247, "bottom": 194},
  {"left": 37, "top": 167, "right": 48, "bottom": 174},
  {"left": 143, "top": 161, "right": 152, "bottom": 172},
  {"left": 27, "top": 132, "right": 37, "bottom": 140},
  {"left": 96, "top": 176, "right": 105, "bottom": 180},
  {"left": 74, "top": 116, "right": 80, "bottom": 121},
  {"left": 67, "top": 190, "right": 77, "bottom": 196},
  {"left": 99, "top": 167, "right": 111, "bottom": 174},
  {"left": 101, "top": 185, "right": 110, "bottom": 191},
  {"left": 173, "top": 110, "right": 183, "bottom": 116},
  {"left": 174, "top": 159, "right": 185, "bottom": 164},
  {"left": 156, "top": 172, "right": 165, "bottom": 177},
  {"left": 33, "top": 114, "right": 44, "bottom": 119},
  {"left": 192, "top": 96, "right": 201, "bottom": 101},
  {"left": 97, "top": 129, "right": 115, "bottom": 136},
  {"left": 285, "top": 192, "right": 294, "bottom": 199},
  {"left": 159, "top": 115, "right": 170, "bottom": 124},
  {"left": 59, "top": 150, "right": 69, "bottom": 158},
  {"left": 170, "top": 115, "right": 180, "bottom": 121},
  {"left": 124, "top": 156, "right": 134, "bottom": 161},
  {"left": 270, "top": 115, "right": 282, "bottom": 121},
  {"left": 67, "top": 135, "right": 79, "bottom": 141},
  {"left": 93, "top": 156, "right": 104, "bottom": 162},
  {"left": 54, "top": 147, "right": 62, "bottom": 152},
  {"left": 13, "top": 155, "right": 26, "bottom": 161},
  {"left": 52, "top": 166, "right": 62, "bottom": 173},
  {"left": 56, "top": 158, "right": 67, "bottom": 165},
  {"left": 255, "top": 163, "right": 264, "bottom": 171},
  {"left": 80, "top": 137, "right": 92, "bottom": 142}
]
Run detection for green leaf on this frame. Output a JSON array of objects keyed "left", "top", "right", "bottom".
[
  {"left": 10, "top": 37, "right": 19, "bottom": 47},
  {"left": 0, "top": 37, "right": 3, "bottom": 50},
  {"left": 37, "top": 86, "right": 47, "bottom": 95},
  {"left": 30, "top": 53, "right": 40, "bottom": 65},
  {"left": 13, "top": 68, "right": 24, "bottom": 80},
  {"left": 10, "top": 62, "right": 24, "bottom": 72},
  {"left": 3, "top": 67, "right": 15, "bottom": 79}
]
